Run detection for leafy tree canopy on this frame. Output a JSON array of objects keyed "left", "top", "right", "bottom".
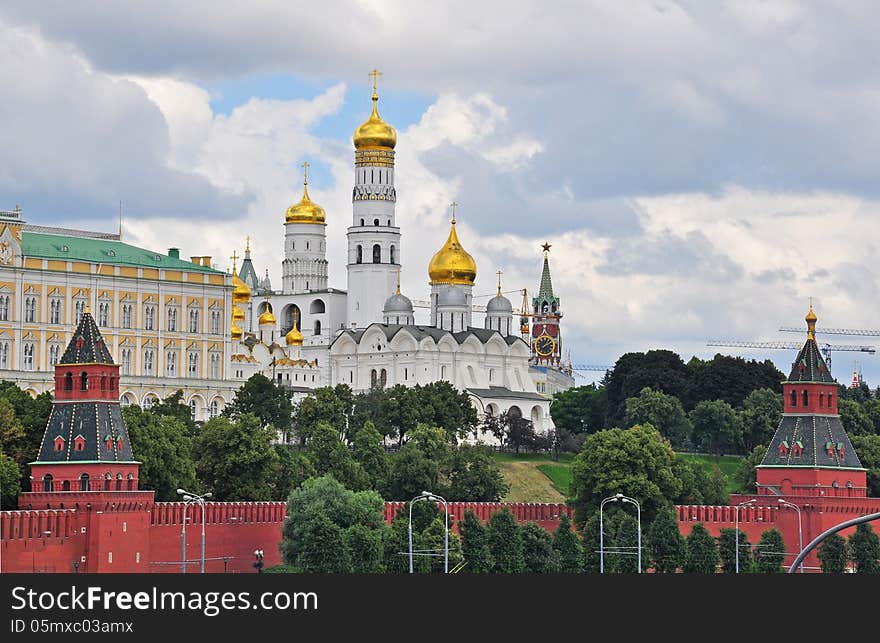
[
  {"left": 550, "top": 384, "right": 608, "bottom": 435},
  {"left": 123, "top": 405, "right": 196, "bottom": 501},
  {"left": 624, "top": 387, "right": 692, "bottom": 448},
  {"left": 225, "top": 374, "right": 294, "bottom": 439}
]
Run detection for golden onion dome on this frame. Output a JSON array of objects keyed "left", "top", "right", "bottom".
[
  {"left": 353, "top": 88, "right": 397, "bottom": 150},
  {"left": 285, "top": 322, "right": 304, "bottom": 346},
  {"left": 805, "top": 306, "right": 817, "bottom": 324},
  {"left": 232, "top": 304, "right": 245, "bottom": 322},
  {"left": 285, "top": 183, "right": 326, "bottom": 225},
  {"left": 428, "top": 217, "right": 477, "bottom": 285},
  {"left": 232, "top": 273, "right": 251, "bottom": 303},
  {"left": 258, "top": 304, "right": 276, "bottom": 326},
  {"left": 231, "top": 322, "right": 243, "bottom": 340}
]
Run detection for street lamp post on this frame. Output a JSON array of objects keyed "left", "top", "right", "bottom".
[
  {"left": 253, "top": 549, "right": 264, "bottom": 573},
  {"left": 600, "top": 493, "right": 641, "bottom": 573},
  {"left": 408, "top": 491, "right": 449, "bottom": 574},
  {"left": 778, "top": 499, "right": 804, "bottom": 573},
  {"left": 177, "top": 488, "right": 212, "bottom": 574},
  {"left": 736, "top": 498, "right": 757, "bottom": 574}
]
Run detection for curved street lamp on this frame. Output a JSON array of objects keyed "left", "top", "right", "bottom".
[
  {"left": 735, "top": 498, "right": 757, "bottom": 574},
  {"left": 408, "top": 491, "right": 449, "bottom": 574},
  {"left": 600, "top": 493, "right": 642, "bottom": 574}
]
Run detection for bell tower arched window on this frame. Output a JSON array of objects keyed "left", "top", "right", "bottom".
[
  {"left": 356, "top": 245, "right": 363, "bottom": 264},
  {"left": 372, "top": 244, "right": 381, "bottom": 263},
  {"left": 790, "top": 390, "right": 797, "bottom": 407}
]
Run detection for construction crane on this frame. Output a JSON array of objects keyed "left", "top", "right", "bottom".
[
  {"left": 778, "top": 326, "right": 880, "bottom": 337},
  {"left": 569, "top": 364, "right": 613, "bottom": 380},
  {"left": 706, "top": 340, "right": 876, "bottom": 368}
]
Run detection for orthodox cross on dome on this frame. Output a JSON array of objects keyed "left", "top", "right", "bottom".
[
  {"left": 450, "top": 201, "right": 458, "bottom": 224},
  {"left": 369, "top": 68, "right": 383, "bottom": 93},
  {"left": 396, "top": 268, "right": 402, "bottom": 295},
  {"left": 230, "top": 250, "right": 239, "bottom": 274},
  {"left": 245, "top": 236, "right": 251, "bottom": 253},
  {"left": 497, "top": 270, "right": 503, "bottom": 296},
  {"left": 302, "top": 160, "right": 310, "bottom": 186}
]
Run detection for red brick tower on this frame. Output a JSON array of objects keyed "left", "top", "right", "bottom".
[
  {"left": 26, "top": 309, "right": 141, "bottom": 496},
  {"left": 756, "top": 306, "right": 866, "bottom": 498}
]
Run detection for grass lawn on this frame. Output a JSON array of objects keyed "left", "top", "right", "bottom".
[
  {"left": 675, "top": 452, "right": 742, "bottom": 495},
  {"left": 535, "top": 463, "right": 572, "bottom": 497},
  {"left": 492, "top": 451, "right": 573, "bottom": 502}
]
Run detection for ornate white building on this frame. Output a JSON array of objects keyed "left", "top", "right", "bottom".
[{"left": 2, "top": 73, "right": 566, "bottom": 436}]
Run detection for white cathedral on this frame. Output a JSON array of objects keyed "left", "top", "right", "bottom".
[{"left": 230, "top": 76, "right": 558, "bottom": 439}]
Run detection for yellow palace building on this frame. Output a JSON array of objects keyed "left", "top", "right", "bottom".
[{"left": 0, "top": 205, "right": 239, "bottom": 419}]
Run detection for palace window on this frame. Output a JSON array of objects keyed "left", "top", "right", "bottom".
[
  {"left": 143, "top": 349, "right": 155, "bottom": 376},
  {"left": 49, "top": 344, "right": 61, "bottom": 366},
  {"left": 121, "top": 304, "right": 132, "bottom": 329},
  {"left": 209, "top": 352, "right": 221, "bottom": 379},
  {"left": 209, "top": 399, "right": 220, "bottom": 419},
  {"left": 144, "top": 305, "right": 156, "bottom": 331},
  {"left": 22, "top": 343, "right": 35, "bottom": 371},
  {"left": 166, "top": 351, "right": 178, "bottom": 377},
  {"left": 0, "top": 341, "right": 9, "bottom": 369},
  {"left": 0, "top": 295, "right": 8, "bottom": 321},
  {"left": 74, "top": 299, "right": 86, "bottom": 323},
  {"left": 49, "top": 298, "right": 62, "bottom": 324},
  {"left": 120, "top": 348, "right": 132, "bottom": 376},
  {"left": 188, "top": 309, "right": 199, "bottom": 333},
  {"left": 98, "top": 302, "right": 110, "bottom": 326},
  {"left": 210, "top": 310, "right": 221, "bottom": 335},
  {"left": 167, "top": 306, "right": 178, "bottom": 332},
  {"left": 187, "top": 352, "right": 199, "bottom": 378},
  {"left": 24, "top": 296, "right": 37, "bottom": 323}
]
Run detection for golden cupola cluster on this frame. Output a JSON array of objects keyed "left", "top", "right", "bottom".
[
  {"left": 285, "top": 321, "right": 304, "bottom": 346},
  {"left": 353, "top": 70, "right": 397, "bottom": 151},
  {"left": 428, "top": 205, "right": 477, "bottom": 285},
  {"left": 258, "top": 301, "right": 276, "bottom": 326},
  {"left": 230, "top": 254, "right": 251, "bottom": 340},
  {"left": 285, "top": 161, "right": 326, "bottom": 225}
]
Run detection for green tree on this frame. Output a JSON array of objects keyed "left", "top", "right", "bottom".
[
  {"left": 683, "top": 523, "right": 719, "bottom": 574},
  {"left": 192, "top": 414, "right": 279, "bottom": 500},
  {"left": 421, "top": 517, "right": 463, "bottom": 573},
  {"left": 459, "top": 511, "right": 493, "bottom": 573},
  {"left": 817, "top": 533, "right": 850, "bottom": 573},
  {"left": 733, "top": 444, "right": 766, "bottom": 495},
  {"left": 646, "top": 507, "right": 685, "bottom": 573},
  {"left": 446, "top": 447, "right": 509, "bottom": 501},
  {"left": 280, "top": 475, "right": 384, "bottom": 571},
  {"left": 384, "top": 385, "right": 426, "bottom": 445},
  {"left": 521, "top": 522, "right": 560, "bottom": 573},
  {"left": 295, "top": 385, "right": 354, "bottom": 444},
  {"left": 225, "top": 374, "right": 294, "bottom": 440},
  {"left": 848, "top": 523, "right": 880, "bottom": 574},
  {"left": 604, "top": 350, "right": 690, "bottom": 425},
  {"left": 570, "top": 424, "right": 681, "bottom": 526},
  {"left": 851, "top": 435, "right": 880, "bottom": 497},
  {"left": 0, "top": 381, "right": 52, "bottom": 461},
  {"left": 674, "top": 459, "right": 729, "bottom": 505},
  {"left": 381, "top": 520, "right": 410, "bottom": 574},
  {"left": 273, "top": 445, "right": 316, "bottom": 498},
  {"left": 486, "top": 509, "right": 525, "bottom": 573},
  {"left": 739, "top": 389, "right": 783, "bottom": 453},
  {"left": 550, "top": 384, "right": 608, "bottom": 435},
  {"left": 0, "top": 448, "right": 21, "bottom": 507},
  {"left": 690, "top": 399, "right": 743, "bottom": 458},
  {"left": 0, "top": 398, "right": 27, "bottom": 472},
  {"left": 150, "top": 390, "right": 197, "bottom": 436},
  {"left": 863, "top": 399, "right": 880, "bottom": 435},
  {"left": 384, "top": 442, "right": 439, "bottom": 501},
  {"left": 582, "top": 513, "right": 602, "bottom": 573},
  {"left": 307, "top": 421, "right": 369, "bottom": 491},
  {"left": 296, "top": 514, "right": 352, "bottom": 573},
  {"left": 606, "top": 511, "right": 640, "bottom": 573},
  {"left": 718, "top": 527, "right": 751, "bottom": 574},
  {"left": 754, "top": 528, "right": 786, "bottom": 573},
  {"left": 123, "top": 405, "right": 196, "bottom": 501},
  {"left": 624, "top": 387, "right": 692, "bottom": 447},
  {"left": 683, "top": 355, "right": 783, "bottom": 410},
  {"left": 352, "top": 421, "right": 389, "bottom": 490},
  {"left": 838, "top": 399, "right": 873, "bottom": 436},
  {"left": 416, "top": 381, "right": 479, "bottom": 442},
  {"left": 344, "top": 524, "right": 384, "bottom": 573},
  {"left": 553, "top": 514, "right": 584, "bottom": 573}
]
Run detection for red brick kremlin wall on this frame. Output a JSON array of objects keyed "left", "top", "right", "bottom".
[{"left": 4, "top": 498, "right": 880, "bottom": 573}]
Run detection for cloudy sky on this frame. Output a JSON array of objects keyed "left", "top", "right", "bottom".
[{"left": 2, "top": 1, "right": 879, "bottom": 386}]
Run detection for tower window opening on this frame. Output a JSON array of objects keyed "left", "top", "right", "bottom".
[
  {"left": 802, "top": 390, "right": 809, "bottom": 406},
  {"left": 390, "top": 245, "right": 396, "bottom": 264},
  {"left": 373, "top": 218, "right": 379, "bottom": 226},
  {"left": 372, "top": 244, "right": 381, "bottom": 263},
  {"left": 64, "top": 372, "right": 73, "bottom": 391},
  {"left": 790, "top": 390, "right": 797, "bottom": 407},
  {"left": 360, "top": 219, "right": 364, "bottom": 226},
  {"left": 356, "top": 245, "right": 363, "bottom": 264},
  {"left": 80, "top": 372, "right": 88, "bottom": 391},
  {"left": 42, "top": 474, "right": 53, "bottom": 492},
  {"left": 79, "top": 474, "right": 90, "bottom": 492},
  {"left": 819, "top": 392, "right": 824, "bottom": 408}
]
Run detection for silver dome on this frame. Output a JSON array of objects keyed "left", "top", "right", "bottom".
[
  {"left": 383, "top": 292, "right": 414, "bottom": 314},
  {"left": 486, "top": 294, "right": 513, "bottom": 313}
]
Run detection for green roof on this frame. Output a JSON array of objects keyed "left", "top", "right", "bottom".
[{"left": 22, "top": 231, "right": 223, "bottom": 274}]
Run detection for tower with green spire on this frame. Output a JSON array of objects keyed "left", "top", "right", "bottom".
[{"left": 531, "top": 242, "right": 562, "bottom": 366}]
